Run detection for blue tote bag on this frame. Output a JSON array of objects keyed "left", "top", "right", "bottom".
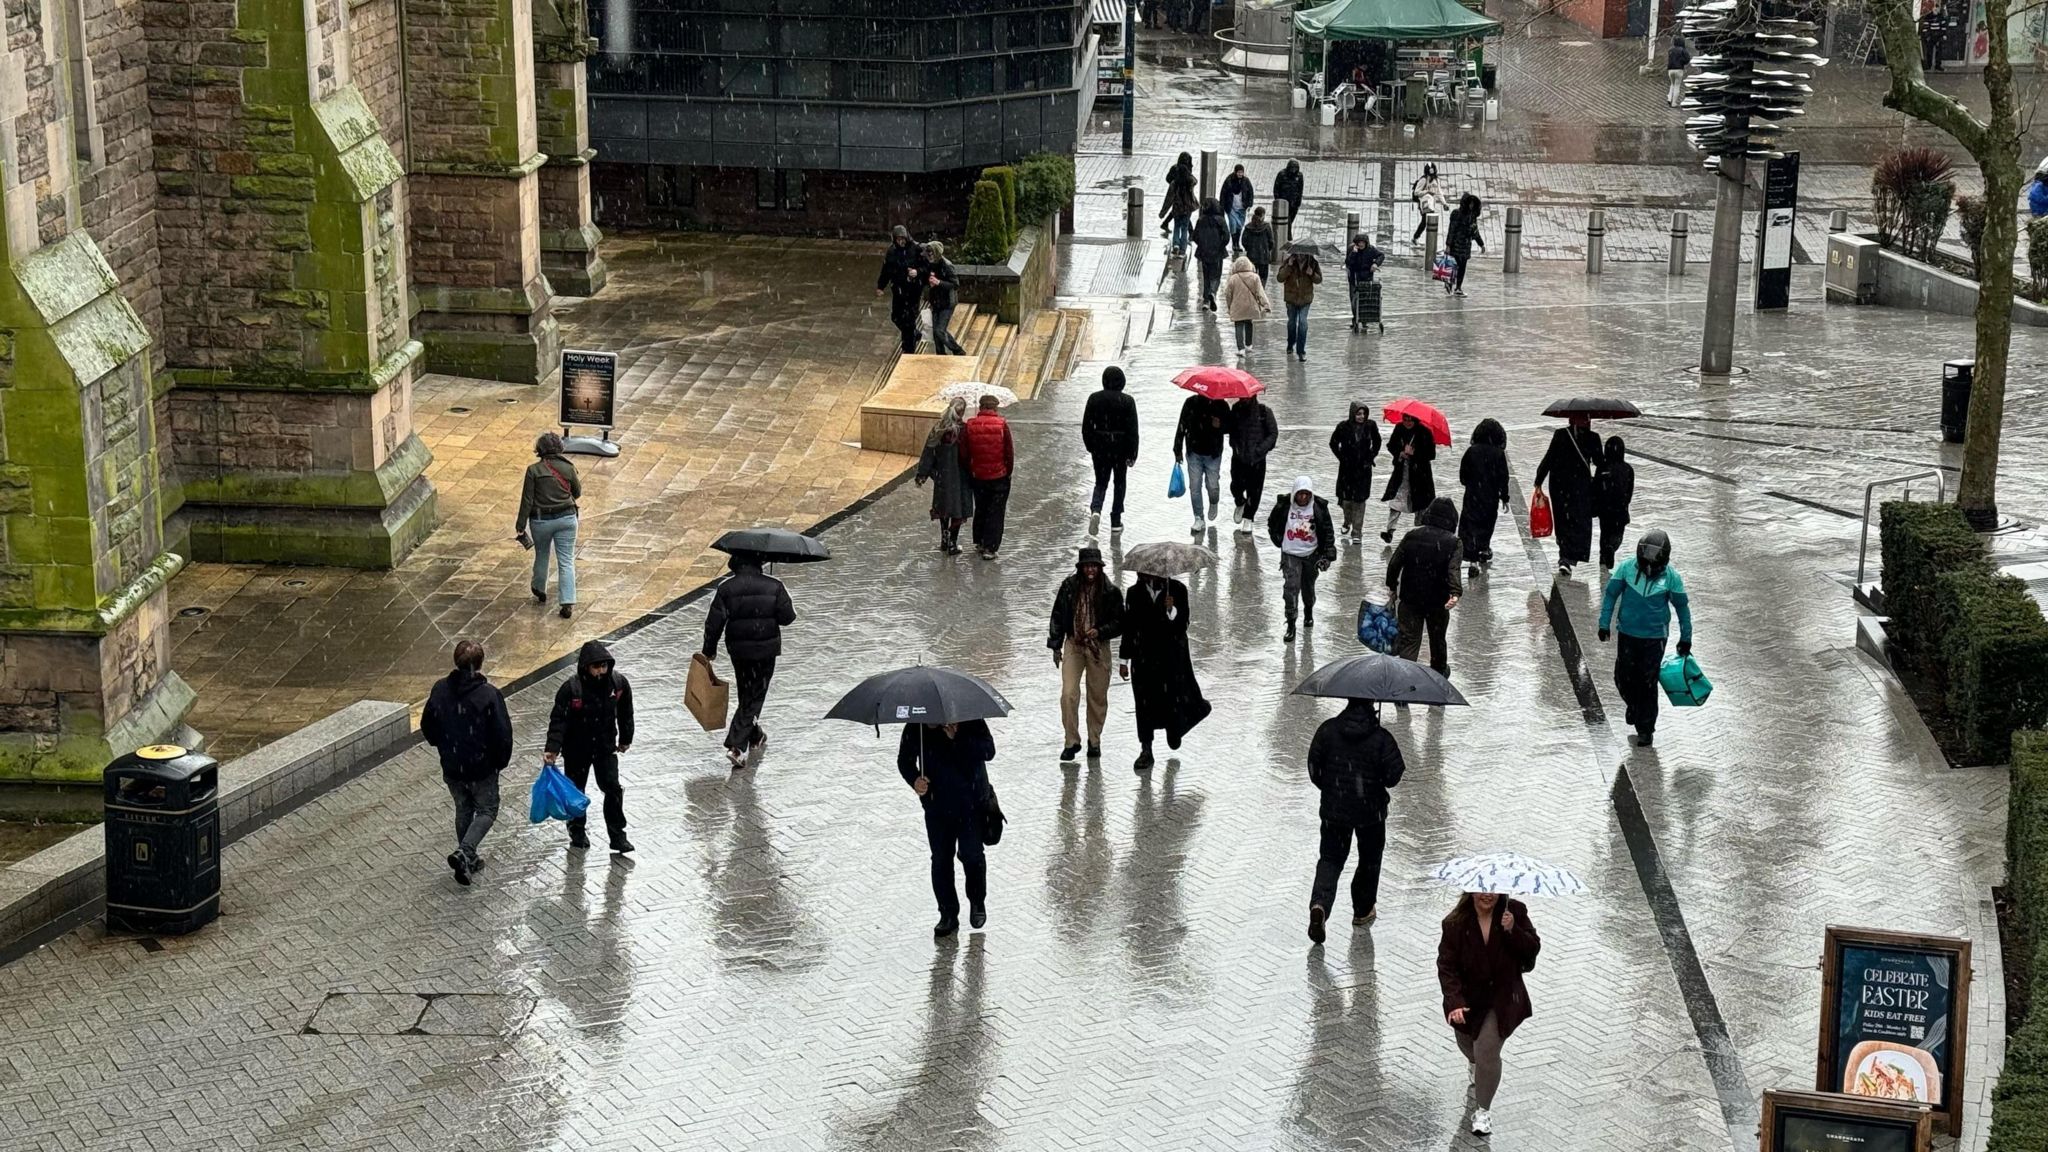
[
  {"left": 528, "top": 762, "right": 592, "bottom": 824},
  {"left": 1167, "top": 461, "right": 1187, "bottom": 499}
]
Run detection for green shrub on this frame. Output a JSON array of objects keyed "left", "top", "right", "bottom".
[
  {"left": 982, "top": 165, "right": 1018, "bottom": 241},
  {"left": 960, "top": 180, "right": 1009, "bottom": 265},
  {"left": 1879, "top": 500, "right": 1989, "bottom": 669},
  {"left": 1872, "top": 146, "right": 1955, "bottom": 260},
  {"left": 1957, "top": 194, "right": 1987, "bottom": 279},
  {"left": 2029, "top": 218, "right": 2048, "bottom": 297},
  {"left": 1014, "top": 152, "right": 1077, "bottom": 226},
  {"left": 1989, "top": 733, "right": 2048, "bottom": 1151},
  {"left": 1934, "top": 566, "right": 2048, "bottom": 764}
]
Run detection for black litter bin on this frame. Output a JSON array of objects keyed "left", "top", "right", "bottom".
[
  {"left": 1941, "top": 359, "right": 1973, "bottom": 444},
  {"left": 104, "top": 745, "right": 220, "bottom": 935},
  {"left": 1481, "top": 63, "right": 1498, "bottom": 91}
]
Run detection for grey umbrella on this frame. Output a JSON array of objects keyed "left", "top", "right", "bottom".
[
  {"left": 1121, "top": 541, "right": 1217, "bottom": 577},
  {"left": 711, "top": 527, "right": 831, "bottom": 563},
  {"left": 825, "top": 665, "right": 1012, "bottom": 727},
  {"left": 1292, "top": 653, "right": 1468, "bottom": 706}
]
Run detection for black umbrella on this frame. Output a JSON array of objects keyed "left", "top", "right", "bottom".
[
  {"left": 1542, "top": 397, "right": 1642, "bottom": 420},
  {"left": 825, "top": 665, "right": 1012, "bottom": 727},
  {"left": 1284, "top": 239, "right": 1323, "bottom": 257},
  {"left": 1292, "top": 653, "right": 1469, "bottom": 706},
  {"left": 711, "top": 527, "right": 831, "bottom": 563}
]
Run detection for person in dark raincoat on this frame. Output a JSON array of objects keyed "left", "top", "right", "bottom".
[
  {"left": 1595, "top": 436, "right": 1635, "bottom": 569},
  {"left": 544, "top": 640, "right": 634, "bottom": 853},
  {"left": 876, "top": 225, "right": 929, "bottom": 354},
  {"left": 1193, "top": 198, "right": 1231, "bottom": 311},
  {"left": 1161, "top": 152, "right": 1198, "bottom": 253},
  {"left": 1329, "top": 400, "right": 1382, "bottom": 544},
  {"left": 1118, "top": 571, "right": 1212, "bottom": 775},
  {"left": 1533, "top": 415, "right": 1602, "bottom": 576},
  {"left": 899, "top": 719, "right": 995, "bottom": 936},
  {"left": 914, "top": 397, "right": 973, "bottom": 555},
  {"left": 1272, "top": 159, "right": 1305, "bottom": 222},
  {"left": 1385, "top": 497, "right": 1463, "bottom": 676},
  {"left": 1305, "top": 699, "right": 1406, "bottom": 943},
  {"left": 1379, "top": 412, "right": 1437, "bottom": 542},
  {"left": 1240, "top": 207, "right": 1275, "bottom": 283},
  {"left": 1438, "top": 891, "right": 1541, "bottom": 1137},
  {"left": 702, "top": 553, "right": 797, "bottom": 771},
  {"left": 1457, "top": 418, "right": 1510, "bottom": 577}
]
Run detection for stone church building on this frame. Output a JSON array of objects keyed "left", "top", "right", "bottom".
[{"left": 0, "top": 0, "right": 605, "bottom": 783}]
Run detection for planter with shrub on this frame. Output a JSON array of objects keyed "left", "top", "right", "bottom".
[{"left": 1988, "top": 733, "right": 2048, "bottom": 1151}]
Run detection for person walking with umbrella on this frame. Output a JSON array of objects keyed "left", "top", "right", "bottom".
[
  {"left": 876, "top": 225, "right": 929, "bottom": 354},
  {"left": 1193, "top": 198, "right": 1231, "bottom": 311},
  {"left": 1048, "top": 547, "right": 1125, "bottom": 762},
  {"left": 1305, "top": 698, "right": 1406, "bottom": 942},
  {"left": 1437, "top": 887, "right": 1543, "bottom": 1136},
  {"left": 899, "top": 718, "right": 997, "bottom": 936},
  {"left": 1595, "top": 436, "right": 1634, "bottom": 570},
  {"left": 1379, "top": 409, "right": 1438, "bottom": 543},
  {"left": 1533, "top": 414, "right": 1602, "bottom": 577},
  {"left": 1174, "top": 390, "right": 1232, "bottom": 533},
  {"left": 1597, "top": 529, "right": 1692, "bottom": 748},
  {"left": 1385, "top": 497, "right": 1463, "bottom": 676},
  {"left": 962, "top": 394, "right": 1015, "bottom": 560},
  {"left": 1082, "top": 366, "right": 1140, "bottom": 538},
  {"left": 1457, "top": 419, "right": 1510, "bottom": 578},
  {"left": 1268, "top": 477, "right": 1336, "bottom": 643},
  {"left": 1277, "top": 245, "right": 1323, "bottom": 362},
  {"left": 703, "top": 551, "right": 797, "bottom": 771},
  {"left": 915, "top": 397, "right": 974, "bottom": 555},
  {"left": 1329, "top": 400, "right": 1381, "bottom": 544},
  {"left": 1118, "top": 548, "right": 1213, "bottom": 774}
]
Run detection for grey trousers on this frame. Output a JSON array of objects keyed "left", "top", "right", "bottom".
[
  {"left": 1339, "top": 499, "right": 1368, "bottom": 536},
  {"left": 447, "top": 776, "right": 501, "bottom": 864},
  {"left": 1280, "top": 553, "right": 1322, "bottom": 623},
  {"left": 1454, "top": 1011, "right": 1505, "bottom": 1108}
]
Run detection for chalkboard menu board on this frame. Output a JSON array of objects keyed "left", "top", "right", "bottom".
[
  {"left": 1761, "top": 1090, "right": 1931, "bottom": 1152},
  {"left": 1816, "top": 927, "right": 1971, "bottom": 1136},
  {"left": 560, "top": 349, "right": 617, "bottom": 430}
]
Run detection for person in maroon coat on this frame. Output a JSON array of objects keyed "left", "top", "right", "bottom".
[{"left": 1436, "top": 891, "right": 1541, "bottom": 1137}]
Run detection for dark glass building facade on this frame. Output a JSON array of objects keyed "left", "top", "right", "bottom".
[{"left": 588, "top": 0, "right": 1092, "bottom": 234}]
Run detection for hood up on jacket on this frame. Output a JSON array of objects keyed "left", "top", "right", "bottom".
[
  {"left": 1102, "top": 366, "right": 1126, "bottom": 392},
  {"left": 1421, "top": 496, "right": 1459, "bottom": 532},
  {"left": 1473, "top": 417, "right": 1506, "bottom": 449},
  {"left": 578, "top": 640, "right": 614, "bottom": 676},
  {"left": 1348, "top": 400, "right": 1371, "bottom": 422},
  {"left": 1605, "top": 435, "right": 1627, "bottom": 463},
  {"left": 1231, "top": 255, "right": 1255, "bottom": 275},
  {"left": 1293, "top": 475, "right": 1316, "bottom": 499}
]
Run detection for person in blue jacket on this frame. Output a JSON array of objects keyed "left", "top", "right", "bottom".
[
  {"left": 1597, "top": 529, "right": 1692, "bottom": 749},
  {"left": 2029, "top": 165, "right": 2048, "bottom": 218}
]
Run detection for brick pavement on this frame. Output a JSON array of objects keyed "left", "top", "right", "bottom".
[{"left": 0, "top": 262, "right": 2019, "bottom": 1150}]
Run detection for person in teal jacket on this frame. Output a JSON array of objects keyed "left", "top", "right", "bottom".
[{"left": 1597, "top": 529, "right": 1692, "bottom": 748}]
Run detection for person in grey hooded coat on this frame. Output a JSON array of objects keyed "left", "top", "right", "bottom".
[{"left": 916, "top": 397, "right": 974, "bottom": 555}]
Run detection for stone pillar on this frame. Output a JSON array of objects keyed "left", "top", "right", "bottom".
[
  {"left": 150, "top": 0, "right": 436, "bottom": 568},
  {"left": 406, "top": 0, "right": 563, "bottom": 383},
  {"left": 0, "top": 9, "right": 196, "bottom": 787},
  {"left": 534, "top": 0, "right": 607, "bottom": 297}
]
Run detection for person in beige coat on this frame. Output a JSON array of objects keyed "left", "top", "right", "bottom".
[{"left": 1221, "top": 255, "right": 1269, "bottom": 357}]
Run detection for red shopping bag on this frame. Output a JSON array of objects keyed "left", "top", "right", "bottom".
[{"left": 1529, "top": 490, "right": 1554, "bottom": 538}]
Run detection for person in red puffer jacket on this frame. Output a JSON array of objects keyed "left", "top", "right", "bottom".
[{"left": 961, "top": 394, "right": 1015, "bottom": 560}]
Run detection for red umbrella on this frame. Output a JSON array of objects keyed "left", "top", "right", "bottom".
[
  {"left": 1384, "top": 397, "right": 1452, "bottom": 446},
  {"left": 1172, "top": 365, "right": 1265, "bottom": 400}
]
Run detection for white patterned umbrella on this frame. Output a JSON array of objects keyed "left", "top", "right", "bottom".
[
  {"left": 1430, "top": 852, "right": 1587, "bottom": 898},
  {"left": 1121, "top": 541, "right": 1217, "bottom": 577},
  {"left": 936, "top": 381, "right": 1017, "bottom": 408}
]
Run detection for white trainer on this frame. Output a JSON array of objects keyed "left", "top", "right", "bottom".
[{"left": 1471, "top": 1108, "right": 1492, "bottom": 1136}]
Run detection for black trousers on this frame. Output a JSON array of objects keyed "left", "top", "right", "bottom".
[
  {"left": 971, "top": 475, "right": 1011, "bottom": 553},
  {"left": 725, "top": 657, "right": 776, "bottom": 754},
  {"left": 1229, "top": 455, "right": 1267, "bottom": 519},
  {"left": 1599, "top": 516, "right": 1627, "bottom": 568},
  {"left": 890, "top": 292, "right": 921, "bottom": 353},
  {"left": 1395, "top": 602, "right": 1451, "bottom": 675},
  {"left": 1089, "top": 455, "right": 1128, "bottom": 522},
  {"left": 1311, "top": 810, "right": 1387, "bottom": 916},
  {"left": 1449, "top": 253, "right": 1470, "bottom": 291},
  {"left": 1615, "top": 632, "right": 1667, "bottom": 738},
  {"left": 925, "top": 808, "right": 986, "bottom": 916},
  {"left": 563, "top": 749, "right": 626, "bottom": 842}
]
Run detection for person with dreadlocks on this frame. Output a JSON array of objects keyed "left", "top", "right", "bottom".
[{"left": 1597, "top": 529, "right": 1693, "bottom": 749}]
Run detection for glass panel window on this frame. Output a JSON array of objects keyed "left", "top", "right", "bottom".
[
  {"left": 924, "top": 18, "right": 957, "bottom": 57},
  {"left": 782, "top": 169, "right": 806, "bottom": 210},
  {"left": 1042, "top": 9, "right": 1072, "bottom": 46},
  {"left": 1006, "top": 12, "right": 1038, "bottom": 49},
  {"left": 757, "top": 168, "right": 778, "bottom": 209},
  {"left": 648, "top": 165, "right": 694, "bottom": 208},
  {"left": 721, "top": 59, "right": 772, "bottom": 96},
  {"left": 1005, "top": 51, "right": 1042, "bottom": 91},
  {"left": 924, "top": 61, "right": 959, "bottom": 102},
  {"left": 961, "top": 16, "right": 993, "bottom": 52},
  {"left": 782, "top": 58, "right": 831, "bottom": 99},
  {"left": 960, "top": 56, "right": 994, "bottom": 97},
  {"left": 718, "top": 17, "right": 769, "bottom": 53}
]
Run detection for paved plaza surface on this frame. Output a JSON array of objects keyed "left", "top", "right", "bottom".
[{"left": 0, "top": 262, "right": 2020, "bottom": 1150}]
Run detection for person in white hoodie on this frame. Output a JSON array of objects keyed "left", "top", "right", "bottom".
[{"left": 1266, "top": 476, "right": 1338, "bottom": 643}]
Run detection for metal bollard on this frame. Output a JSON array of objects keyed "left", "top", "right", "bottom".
[
  {"left": 1668, "top": 210, "right": 1688, "bottom": 276},
  {"left": 1275, "top": 198, "right": 1292, "bottom": 247},
  {"left": 1423, "top": 212, "right": 1440, "bottom": 269},
  {"left": 1127, "top": 186, "right": 1144, "bottom": 238},
  {"left": 1199, "top": 149, "right": 1218, "bottom": 206},
  {"left": 1503, "top": 206, "right": 1522, "bottom": 274},
  {"left": 1586, "top": 208, "right": 1605, "bottom": 275},
  {"left": 1829, "top": 208, "right": 1849, "bottom": 233},
  {"left": 1346, "top": 210, "right": 1360, "bottom": 249}
]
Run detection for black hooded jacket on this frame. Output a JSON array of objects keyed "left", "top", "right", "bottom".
[
  {"left": 1308, "top": 700, "right": 1407, "bottom": 822},
  {"left": 1596, "top": 437, "right": 1635, "bottom": 524},
  {"left": 1175, "top": 394, "right": 1231, "bottom": 459},
  {"left": 1386, "top": 497, "right": 1464, "bottom": 612},
  {"left": 1329, "top": 402, "right": 1383, "bottom": 503},
  {"left": 1220, "top": 171, "right": 1256, "bottom": 215},
  {"left": 1194, "top": 204, "right": 1231, "bottom": 265},
  {"left": 546, "top": 641, "right": 634, "bottom": 755},
  {"left": 421, "top": 668, "right": 513, "bottom": 782},
  {"left": 1273, "top": 162, "right": 1304, "bottom": 215},
  {"left": 1230, "top": 399, "right": 1279, "bottom": 462},
  {"left": 878, "top": 239, "right": 928, "bottom": 299},
  {"left": 1082, "top": 374, "right": 1140, "bottom": 461},
  {"left": 704, "top": 559, "right": 796, "bottom": 663}
]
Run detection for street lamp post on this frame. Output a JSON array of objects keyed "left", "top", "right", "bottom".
[{"left": 1122, "top": 0, "right": 1135, "bottom": 155}]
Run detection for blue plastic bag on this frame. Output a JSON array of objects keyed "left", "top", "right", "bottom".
[
  {"left": 1356, "top": 596, "right": 1398, "bottom": 654},
  {"left": 1658, "top": 652, "right": 1712, "bottom": 707},
  {"left": 528, "top": 762, "right": 592, "bottom": 824},
  {"left": 1167, "top": 461, "right": 1186, "bottom": 500}
]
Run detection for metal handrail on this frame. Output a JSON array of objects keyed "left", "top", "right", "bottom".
[
  {"left": 1210, "top": 25, "right": 1291, "bottom": 55},
  {"left": 1857, "top": 470, "right": 1948, "bottom": 586}
]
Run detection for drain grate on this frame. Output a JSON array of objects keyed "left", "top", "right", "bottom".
[{"left": 301, "top": 992, "right": 536, "bottom": 1037}]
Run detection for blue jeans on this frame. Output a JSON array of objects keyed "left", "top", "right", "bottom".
[
  {"left": 1286, "top": 303, "right": 1310, "bottom": 355},
  {"left": 1171, "top": 216, "right": 1190, "bottom": 254},
  {"left": 529, "top": 513, "right": 578, "bottom": 604},
  {"left": 1183, "top": 452, "right": 1222, "bottom": 520},
  {"left": 1227, "top": 208, "right": 1246, "bottom": 246}
]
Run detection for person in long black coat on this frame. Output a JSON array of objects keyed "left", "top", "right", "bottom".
[
  {"left": 1457, "top": 418, "right": 1510, "bottom": 576},
  {"left": 1118, "top": 572, "right": 1212, "bottom": 775},
  {"left": 1329, "top": 400, "right": 1382, "bottom": 543},
  {"left": 899, "top": 719, "right": 995, "bottom": 936},
  {"left": 1379, "top": 413, "right": 1437, "bottom": 542},
  {"left": 1595, "top": 435, "right": 1635, "bottom": 569},
  {"left": 1533, "top": 415, "right": 1602, "bottom": 576},
  {"left": 1193, "top": 199, "right": 1231, "bottom": 311}
]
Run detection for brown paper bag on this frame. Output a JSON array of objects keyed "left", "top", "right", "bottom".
[{"left": 686, "top": 653, "right": 729, "bottom": 731}]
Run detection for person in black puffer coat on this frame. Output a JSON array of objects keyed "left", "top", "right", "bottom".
[
  {"left": 704, "top": 553, "right": 797, "bottom": 770},
  {"left": 1304, "top": 698, "right": 1407, "bottom": 941},
  {"left": 1081, "top": 366, "right": 1141, "bottom": 536},
  {"left": 1385, "top": 497, "right": 1463, "bottom": 675},
  {"left": 421, "top": 639, "right": 513, "bottom": 885},
  {"left": 1458, "top": 418, "right": 1510, "bottom": 576},
  {"left": 545, "top": 640, "right": 635, "bottom": 852}
]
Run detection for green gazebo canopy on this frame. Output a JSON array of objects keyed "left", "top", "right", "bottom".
[{"left": 1293, "top": 0, "right": 1502, "bottom": 41}]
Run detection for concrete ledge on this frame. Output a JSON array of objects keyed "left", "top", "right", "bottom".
[
  {"left": 956, "top": 218, "right": 1057, "bottom": 325},
  {"left": 0, "top": 700, "right": 413, "bottom": 964},
  {"left": 1866, "top": 242, "right": 2048, "bottom": 327}
]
